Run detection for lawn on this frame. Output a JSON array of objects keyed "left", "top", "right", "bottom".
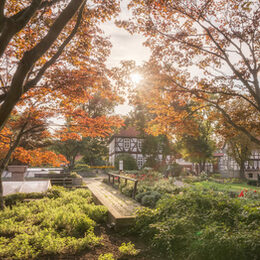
[{"left": 193, "top": 180, "right": 260, "bottom": 192}]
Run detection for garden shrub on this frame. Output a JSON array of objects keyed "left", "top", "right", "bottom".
[
  {"left": 119, "top": 242, "right": 140, "bottom": 256},
  {"left": 141, "top": 193, "right": 160, "bottom": 208},
  {"left": 4, "top": 192, "right": 46, "bottom": 207},
  {"left": 247, "top": 180, "right": 258, "bottom": 186},
  {"left": 0, "top": 187, "right": 107, "bottom": 259},
  {"left": 98, "top": 253, "right": 115, "bottom": 260},
  {"left": 134, "top": 188, "right": 260, "bottom": 260},
  {"left": 136, "top": 191, "right": 161, "bottom": 208},
  {"left": 119, "top": 182, "right": 134, "bottom": 197},
  {"left": 69, "top": 172, "right": 82, "bottom": 178}
]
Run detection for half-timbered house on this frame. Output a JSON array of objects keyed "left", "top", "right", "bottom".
[
  {"left": 217, "top": 143, "right": 260, "bottom": 180},
  {"left": 109, "top": 127, "right": 145, "bottom": 169}
]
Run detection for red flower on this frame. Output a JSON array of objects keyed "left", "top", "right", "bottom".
[
  {"left": 254, "top": 190, "right": 257, "bottom": 193},
  {"left": 238, "top": 191, "right": 244, "bottom": 197}
]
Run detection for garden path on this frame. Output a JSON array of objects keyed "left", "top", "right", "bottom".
[{"left": 84, "top": 178, "right": 141, "bottom": 227}]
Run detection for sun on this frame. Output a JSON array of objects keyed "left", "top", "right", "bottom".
[{"left": 130, "top": 73, "right": 142, "bottom": 84}]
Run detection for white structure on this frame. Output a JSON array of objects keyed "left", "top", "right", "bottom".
[
  {"left": 109, "top": 127, "right": 173, "bottom": 169},
  {"left": 2, "top": 167, "right": 63, "bottom": 179},
  {"left": 217, "top": 143, "right": 260, "bottom": 180},
  {"left": 3, "top": 180, "right": 51, "bottom": 196},
  {"left": 109, "top": 127, "right": 145, "bottom": 169}
]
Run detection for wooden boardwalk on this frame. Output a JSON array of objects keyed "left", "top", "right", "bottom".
[{"left": 85, "top": 178, "right": 141, "bottom": 228}]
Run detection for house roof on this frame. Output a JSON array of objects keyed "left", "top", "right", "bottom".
[
  {"left": 112, "top": 127, "right": 141, "bottom": 138},
  {"left": 213, "top": 152, "right": 224, "bottom": 157}
]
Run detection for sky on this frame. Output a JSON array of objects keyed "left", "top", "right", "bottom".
[{"left": 100, "top": 1, "right": 151, "bottom": 115}]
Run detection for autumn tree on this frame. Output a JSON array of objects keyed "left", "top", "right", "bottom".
[
  {"left": 52, "top": 93, "right": 119, "bottom": 169},
  {"left": 118, "top": 0, "right": 260, "bottom": 145},
  {"left": 124, "top": 98, "right": 151, "bottom": 136},
  {"left": 215, "top": 105, "right": 258, "bottom": 179},
  {"left": 0, "top": 0, "right": 120, "bottom": 131},
  {"left": 142, "top": 134, "right": 174, "bottom": 169},
  {"left": 80, "top": 137, "right": 109, "bottom": 166},
  {"left": 0, "top": 105, "right": 67, "bottom": 209},
  {"left": 0, "top": 1, "right": 123, "bottom": 209},
  {"left": 177, "top": 121, "right": 215, "bottom": 173},
  {"left": 226, "top": 134, "right": 254, "bottom": 179}
]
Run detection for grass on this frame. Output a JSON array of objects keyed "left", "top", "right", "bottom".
[{"left": 193, "top": 180, "right": 260, "bottom": 192}]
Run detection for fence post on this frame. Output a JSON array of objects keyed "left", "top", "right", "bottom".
[{"left": 132, "top": 181, "right": 138, "bottom": 199}]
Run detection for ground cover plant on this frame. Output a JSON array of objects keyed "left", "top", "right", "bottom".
[
  {"left": 117, "top": 170, "right": 183, "bottom": 207},
  {"left": 193, "top": 180, "right": 260, "bottom": 193},
  {"left": 112, "top": 169, "right": 260, "bottom": 207},
  {"left": 0, "top": 187, "right": 107, "bottom": 259},
  {"left": 133, "top": 188, "right": 260, "bottom": 260}
]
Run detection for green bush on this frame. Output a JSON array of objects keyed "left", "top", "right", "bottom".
[
  {"left": 247, "top": 180, "right": 258, "bottom": 186},
  {"left": 134, "top": 189, "right": 260, "bottom": 259},
  {"left": 98, "top": 253, "right": 115, "bottom": 260},
  {"left": 4, "top": 192, "right": 45, "bottom": 207},
  {"left": 119, "top": 242, "right": 140, "bottom": 256},
  {"left": 74, "top": 163, "right": 90, "bottom": 171},
  {"left": 115, "top": 154, "right": 138, "bottom": 170},
  {"left": 119, "top": 182, "right": 134, "bottom": 197},
  {"left": 69, "top": 172, "right": 82, "bottom": 178},
  {"left": 0, "top": 187, "right": 107, "bottom": 259},
  {"left": 136, "top": 191, "right": 161, "bottom": 208}
]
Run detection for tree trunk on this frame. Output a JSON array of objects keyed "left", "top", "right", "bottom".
[
  {"left": 199, "top": 161, "right": 206, "bottom": 173},
  {"left": 239, "top": 163, "right": 246, "bottom": 180},
  {"left": 0, "top": 0, "right": 85, "bottom": 131},
  {"left": 0, "top": 170, "right": 4, "bottom": 210}
]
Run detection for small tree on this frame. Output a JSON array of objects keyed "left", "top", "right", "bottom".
[
  {"left": 178, "top": 122, "right": 215, "bottom": 173},
  {"left": 115, "top": 154, "right": 138, "bottom": 171},
  {"left": 226, "top": 134, "right": 254, "bottom": 179}
]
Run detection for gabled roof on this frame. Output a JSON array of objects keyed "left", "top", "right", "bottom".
[
  {"left": 213, "top": 152, "right": 224, "bottom": 157},
  {"left": 112, "top": 127, "right": 141, "bottom": 139}
]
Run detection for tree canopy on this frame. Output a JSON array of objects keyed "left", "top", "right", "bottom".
[{"left": 117, "top": 0, "right": 260, "bottom": 145}]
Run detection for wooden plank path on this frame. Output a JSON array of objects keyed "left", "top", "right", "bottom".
[{"left": 85, "top": 178, "right": 141, "bottom": 228}]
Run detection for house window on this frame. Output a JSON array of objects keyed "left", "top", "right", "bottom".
[
  {"left": 248, "top": 173, "right": 253, "bottom": 178},
  {"left": 137, "top": 157, "right": 143, "bottom": 169},
  {"left": 124, "top": 138, "right": 130, "bottom": 150},
  {"left": 138, "top": 139, "right": 142, "bottom": 150}
]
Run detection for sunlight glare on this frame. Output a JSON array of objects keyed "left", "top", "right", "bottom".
[{"left": 130, "top": 73, "right": 142, "bottom": 84}]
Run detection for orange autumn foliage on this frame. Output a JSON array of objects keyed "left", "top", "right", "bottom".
[
  {"left": 118, "top": 0, "right": 260, "bottom": 145},
  {"left": 13, "top": 148, "right": 68, "bottom": 167}
]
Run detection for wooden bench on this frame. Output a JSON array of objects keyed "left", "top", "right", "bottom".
[{"left": 107, "top": 172, "right": 138, "bottom": 199}]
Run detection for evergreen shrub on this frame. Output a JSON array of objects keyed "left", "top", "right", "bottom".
[
  {"left": 0, "top": 187, "right": 107, "bottom": 259},
  {"left": 134, "top": 188, "right": 260, "bottom": 260}
]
